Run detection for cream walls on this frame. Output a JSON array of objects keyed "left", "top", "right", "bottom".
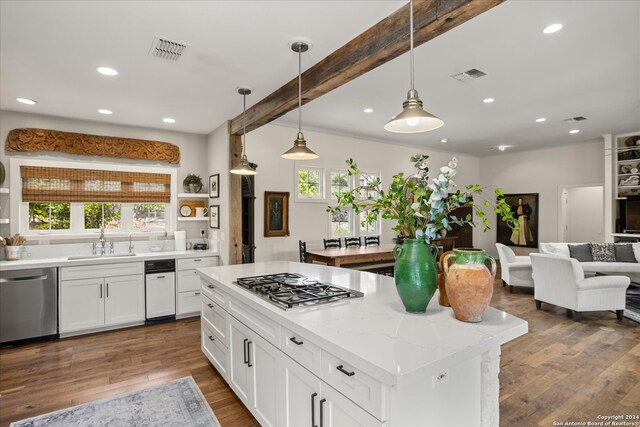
[
  {"left": 206, "top": 122, "right": 230, "bottom": 265},
  {"left": 0, "top": 110, "right": 209, "bottom": 239},
  {"left": 478, "top": 140, "right": 604, "bottom": 256},
  {"left": 243, "top": 124, "right": 482, "bottom": 262}
]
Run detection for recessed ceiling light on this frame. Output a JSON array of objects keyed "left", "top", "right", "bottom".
[
  {"left": 98, "top": 109, "right": 113, "bottom": 115},
  {"left": 97, "top": 66, "right": 118, "bottom": 76},
  {"left": 440, "top": 138, "right": 448, "bottom": 143},
  {"left": 569, "top": 129, "right": 580, "bottom": 134},
  {"left": 498, "top": 145, "right": 507, "bottom": 151},
  {"left": 162, "top": 118, "right": 176, "bottom": 124},
  {"left": 363, "top": 108, "right": 374, "bottom": 113},
  {"left": 16, "top": 97, "right": 37, "bottom": 105},
  {"left": 536, "top": 117, "right": 546, "bottom": 123},
  {"left": 483, "top": 98, "right": 495, "bottom": 103},
  {"left": 543, "top": 23, "right": 563, "bottom": 34}
]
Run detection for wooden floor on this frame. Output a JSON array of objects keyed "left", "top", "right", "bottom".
[{"left": 1, "top": 280, "right": 638, "bottom": 427}]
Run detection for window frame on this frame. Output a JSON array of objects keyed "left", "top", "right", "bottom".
[{"left": 295, "top": 164, "right": 325, "bottom": 202}]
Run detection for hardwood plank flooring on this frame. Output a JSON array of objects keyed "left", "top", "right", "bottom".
[{"left": 1, "top": 278, "right": 638, "bottom": 427}]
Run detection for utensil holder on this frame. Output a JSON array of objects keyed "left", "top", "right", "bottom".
[{"left": 5, "top": 246, "right": 22, "bottom": 260}]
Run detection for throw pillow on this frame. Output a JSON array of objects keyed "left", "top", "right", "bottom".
[
  {"left": 568, "top": 244, "right": 594, "bottom": 262},
  {"left": 614, "top": 244, "right": 637, "bottom": 263},
  {"left": 590, "top": 243, "right": 616, "bottom": 262}
]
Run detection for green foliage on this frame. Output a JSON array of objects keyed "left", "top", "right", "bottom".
[
  {"left": 327, "top": 155, "right": 518, "bottom": 242},
  {"left": 183, "top": 174, "right": 202, "bottom": 185},
  {"left": 28, "top": 202, "right": 70, "bottom": 230},
  {"left": 298, "top": 169, "right": 320, "bottom": 196},
  {"left": 84, "top": 203, "right": 121, "bottom": 229}
]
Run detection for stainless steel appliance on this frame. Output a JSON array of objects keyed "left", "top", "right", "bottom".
[
  {"left": 0, "top": 267, "right": 58, "bottom": 345},
  {"left": 234, "top": 273, "right": 363, "bottom": 310},
  {"left": 145, "top": 259, "right": 176, "bottom": 321}
]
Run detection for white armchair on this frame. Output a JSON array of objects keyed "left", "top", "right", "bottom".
[
  {"left": 530, "top": 253, "right": 630, "bottom": 321},
  {"left": 495, "top": 243, "right": 534, "bottom": 293}
]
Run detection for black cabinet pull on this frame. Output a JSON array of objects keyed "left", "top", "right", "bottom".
[
  {"left": 106, "top": 283, "right": 109, "bottom": 298},
  {"left": 100, "top": 283, "right": 103, "bottom": 299},
  {"left": 247, "top": 341, "right": 253, "bottom": 367},
  {"left": 208, "top": 335, "right": 215, "bottom": 341},
  {"left": 207, "top": 284, "right": 215, "bottom": 289},
  {"left": 311, "top": 393, "right": 317, "bottom": 427},
  {"left": 336, "top": 365, "right": 355, "bottom": 377},
  {"left": 319, "top": 398, "right": 326, "bottom": 427},
  {"left": 194, "top": 259, "right": 202, "bottom": 262},
  {"left": 207, "top": 303, "right": 214, "bottom": 309},
  {"left": 243, "top": 338, "right": 248, "bottom": 364},
  {"left": 290, "top": 337, "right": 304, "bottom": 346},
  {"left": 157, "top": 275, "right": 165, "bottom": 279},
  {"left": 194, "top": 292, "right": 200, "bottom": 295}
]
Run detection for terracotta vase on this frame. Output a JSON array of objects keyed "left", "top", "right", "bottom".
[
  {"left": 442, "top": 248, "right": 496, "bottom": 322},
  {"left": 437, "top": 251, "right": 453, "bottom": 306}
]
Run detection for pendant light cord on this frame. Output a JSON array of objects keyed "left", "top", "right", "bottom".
[
  {"left": 297, "top": 44, "right": 302, "bottom": 133},
  {"left": 409, "top": 0, "right": 414, "bottom": 91},
  {"left": 242, "top": 92, "right": 247, "bottom": 157}
]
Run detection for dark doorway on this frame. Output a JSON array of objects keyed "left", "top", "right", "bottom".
[{"left": 241, "top": 175, "right": 255, "bottom": 263}]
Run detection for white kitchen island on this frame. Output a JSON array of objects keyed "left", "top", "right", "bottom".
[{"left": 197, "top": 261, "right": 527, "bottom": 427}]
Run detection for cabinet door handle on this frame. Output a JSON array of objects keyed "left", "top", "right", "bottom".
[
  {"left": 194, "top": 292, "right": 200, "bottom": 295},
  {"left": 157, "top": 275, "right": 165, "bottom": 279},
  {"left": 106, "top": 283, "right": 109, "bottom": 298},
  {"left": 336, "top": 365, "right": 355, "bottom": 377},
  {"left": 208, "top": 335, "right": 215, "bottom": 341},
  {"left": 247, "top": 341, "right": 253, "bottom": 367},
  {"left": 207, "top": 303, "right": 214, "bottom": 309},
  {"left": 207, "top": 284, "right": 215, "bottom": 289},
  {"left": 290, "top": 337, "right": 304, "bottom": 346},
  {"left": 243, "top": 338, "right": 248, "bottom": 364},
  {"left": 311, "top": 392, "right": 317, "bottom": 427},
  {"left": 194, "top": 259, "right": 202, "bottom": 262},
  {"left": 100, "top": 283, "right": 103, "bottom": 299},
  {"left": 319, "top": 398, "right": 326, "bottom": 427}
]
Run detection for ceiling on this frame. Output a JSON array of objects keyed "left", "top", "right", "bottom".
[{"left": 1, "top": 1, "right": 639, "bottom": 156}]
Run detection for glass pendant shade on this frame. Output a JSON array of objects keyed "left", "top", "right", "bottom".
[
  {"left": 281, "top": 132, "right": 318, "bottom": 160},
  {"left": 230, "top": 154, "right": 257, "bottom": 175},
  {"left": 384, "top": 89, "right": 444, "bottom": 133}
]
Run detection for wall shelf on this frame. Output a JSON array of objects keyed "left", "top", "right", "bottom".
[
  {"left": 0, "top": 188, "right": 9, "bottom": 194},
  {"left": 177, "top": 217, "right": 208, "bottom": 222},
  {"left": 177, "top": 193, "right": 208, "bottom": 198},
  {"left": 0, "top": 219, "right": 10, "bottom": 224}
]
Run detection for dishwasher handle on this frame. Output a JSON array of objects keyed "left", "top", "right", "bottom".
[{"left": 0, "top": 275, "right": 48, "bottom": 283}]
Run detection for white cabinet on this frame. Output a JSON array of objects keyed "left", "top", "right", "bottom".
[
  {"left": 177, "top": 256, "right": 217, "bottom": 316},
  {"left": 228, "top": 316, "right": 280, "bottom": 427},
  {"left": 60, "top": 262, "right": 144, "bottom": 334},
  {"left": 146, "top": 272, "right": 176, "bottom": 318}
]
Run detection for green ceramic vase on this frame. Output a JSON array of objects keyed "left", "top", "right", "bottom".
[{"left": 393, "top": 239, "right": 438, "bottom": 313}]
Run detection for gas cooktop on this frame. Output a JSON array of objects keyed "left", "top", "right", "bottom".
[{"left": 234, "top": 273, "right": 364, "bottom": 310}]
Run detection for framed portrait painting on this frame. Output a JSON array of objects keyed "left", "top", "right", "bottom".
[
  {"left": 496, "top": 193, "right": 539, "bottom": 248},
  {"left": 209, "top": 205, "right": 220, "bottom": 229},
  {"left": 209, "top": 174, "right": 220, "bottom": 198},
  {"left": 264, "top": 191, "right": 290, "bottom": 237}
]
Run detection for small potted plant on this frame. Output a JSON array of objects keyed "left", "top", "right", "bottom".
[{"left": 183, "top": 174, "right": 203, "bottom": 193}]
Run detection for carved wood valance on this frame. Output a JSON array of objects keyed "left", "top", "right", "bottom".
[{"left": 5, "top": 128, "right": 180, "bottom": 164}]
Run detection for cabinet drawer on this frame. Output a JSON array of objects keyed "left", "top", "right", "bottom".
[
  {"left": 177, "top": 290, "right": 202, "bottom": 315},
  {"left": 228, "top": 297, "right": 280, "bottom": 348},
  {"left": 61, "top": 262, "right": 143, "bottom": 280},
  {"left": 321, "top": 350, "right": 386, "bottom": 422},
  {"left": 281, "top": 326, "right": 321, "bottom": 376},
  {"left": 202, "top": 321, "right": 228, "bottom": 379},
  {"left": 202, "top": 295, "right": 228, "bottom": 346},
  {"left": 178, "top": 256, "right": 217, "bottom": 271},
  {"left": 201, "top": 277, "right": 227, "bottom": 308},
  {"left": 177, "top": 269, "right": 200, "bottom": 292}
]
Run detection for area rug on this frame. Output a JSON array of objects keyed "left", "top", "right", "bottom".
[
  {"left": 10, "top": 376, "right": 220, "bottom": 427},
  {"left": 624, "top": 288, "right": 640, "bottom": 324}
]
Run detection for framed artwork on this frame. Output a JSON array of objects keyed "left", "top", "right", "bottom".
[
  {"left": 264, "top": 191, "right": 290, "bottom": 237},
  {"left": 497, "top": 193, "right": 539, "bottom": 248},
  {"left": 209, "top": 174, "right": 220, "bottom": 198},
  {"left": 209, "top": 205, "right": 220, "bottom": 229}
]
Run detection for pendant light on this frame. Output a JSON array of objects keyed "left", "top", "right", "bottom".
[
  {"left": 384, "top": 0, "right": 443, "bottom": 133},
  {"left": 281, "top": 41, "right": 319, "bottom": 160},
  {"left": 230, "top": 88, "right": 257, "bottom": 175}
]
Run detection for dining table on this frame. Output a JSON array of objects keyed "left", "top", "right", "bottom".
[{"left": 305, "top": 243, "right": 396, "bottom": 267}]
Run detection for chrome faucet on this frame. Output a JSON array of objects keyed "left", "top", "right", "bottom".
[
  {"left": 128, "top": 233, "right": 135, "bottom": 254},
  {"left": 92, "top": 227, "right": 108, "bottom": 255}
]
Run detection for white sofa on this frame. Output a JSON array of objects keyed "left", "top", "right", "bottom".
[
  {"left": 538, "top": 242, "right": 640, "bottom": 275},
  {"left": 496, "top": 243, "right": 534, "bottom": 292}
]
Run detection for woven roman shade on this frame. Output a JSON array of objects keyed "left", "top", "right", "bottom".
[{"left": 21, "top": 166, "right": 171, "bottom": 203}]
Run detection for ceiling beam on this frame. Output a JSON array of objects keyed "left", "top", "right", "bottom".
[{"left": 229, "top": 0, "right": 504, "bottom": 136}]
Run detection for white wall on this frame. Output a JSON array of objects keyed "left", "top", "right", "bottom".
[
  {"left": 0, "top": 110, "right": 209, "bottom": 239},
  {"left": 206, "top": 122, "right": 230, "bottom": 265},
  {"left": 478, "top": 140, "right": 604, "bottom": 256},
  {"left": 246, "top": 124, "right": 482, "bottom": 262},
  {"left": 563, "top": 185, "right": 604, "bottom": 242}
]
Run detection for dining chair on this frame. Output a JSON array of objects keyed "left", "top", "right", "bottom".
[
  {"left": 364, "top": 236, "right": 380, "bottom": 247},
  {"left": 323, "top": 238, "right": 342, "bottom": 249},
  {"left": 344, "top": 237, "right": 362, "bottom": 248},
  {"left": 299, "top": 240, "right": 307, "bottom": 263}
]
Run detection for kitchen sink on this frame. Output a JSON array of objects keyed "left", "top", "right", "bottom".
[{"left": 67, "top": 253, "right": 137, "bottom": 260}]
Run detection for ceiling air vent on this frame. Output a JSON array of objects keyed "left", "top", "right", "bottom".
[
  {"left": 450, "top": 68, "right": 487, "bottom": 83},
  {"left": 564, "top": 116, "right": 587, "bottom": 122},
  {"left": 149, "top": 36, "right": 188, "bottom": 61}
]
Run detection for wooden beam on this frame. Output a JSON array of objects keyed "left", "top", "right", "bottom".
[
  {"left": 228, "top": 127, "right": 243, "bottom": 265},
  {"left": 229, "top": 0, "right": 504, "bottom": 136}
]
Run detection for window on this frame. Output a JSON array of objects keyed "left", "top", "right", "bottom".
[
  {"left": 28, "top": 202, "right": 70, "bottom": 230},
  {"left": 330, "top": 210, "right": 351, "bottom": 236},
  {"left": 359, "top": 173, "right": 380, "bottom": 199},
  {"left": 84, "top": 203, "right": 122, "bottom": 229},
  {"left": 134, "top": 203, "right": 166, "bottom": 230},
  {"left": 296, "top": 166, "right": 323, "bottom": 200},
  {"left": 330, "top": 171, "right": 349, "bottom": 199},
  {"left": 359, "top": 210, "right": 379, "bottom": 235}
]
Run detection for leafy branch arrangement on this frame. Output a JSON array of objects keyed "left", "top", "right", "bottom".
[{"left": 327, "top": 154, "right": 517, "bottom": 242}]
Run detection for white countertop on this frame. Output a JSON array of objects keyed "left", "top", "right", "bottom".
[
  {"left": 0, "top": 249, "right": 219, "bottom": 271},
  {"left": 197, "top": 261, "right": 528, "bottom": 390}
]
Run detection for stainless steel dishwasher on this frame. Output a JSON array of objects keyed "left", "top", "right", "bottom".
[{"left": 0, "top": 267, "right": 58, "bottom": 346}]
